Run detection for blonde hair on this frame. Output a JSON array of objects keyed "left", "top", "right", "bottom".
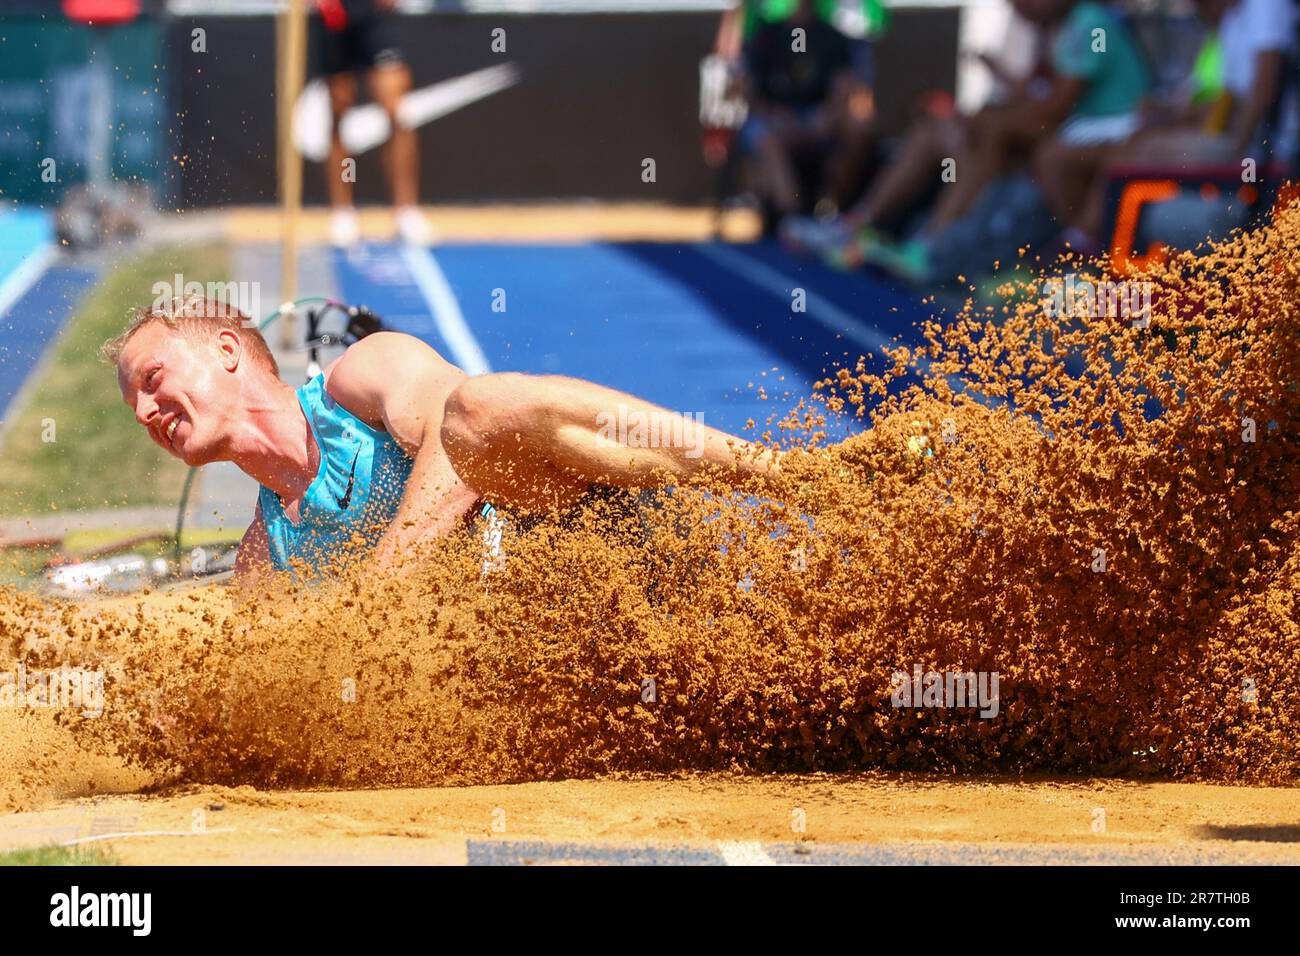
[{"left": 99, "top": 297, "right": 280, "bottom": 376}]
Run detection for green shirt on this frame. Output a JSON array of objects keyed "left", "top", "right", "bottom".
[
  {"left": 1052, "top": 2, "right": 1150, "bottom": 119},
  {"left": 1190, "top": 33, "right": 1223, "bottom": 106},
  {"left": 741, "top": 0, "right": 889, "bottom": 39}
]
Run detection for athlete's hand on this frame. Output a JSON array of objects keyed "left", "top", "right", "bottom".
[
  {"left": 370, "top": 484, "right": 479, "bottom": 574},
  {"left": 370, "top": 532, "right": 407, "bottom": 573}
]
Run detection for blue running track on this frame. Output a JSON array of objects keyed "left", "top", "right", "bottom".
[
  {"left": 0, "top": 209, "right": 97, "bottom": 420},
  {"left": 333, "top": 240, "right": 932, "bottom": 438}
]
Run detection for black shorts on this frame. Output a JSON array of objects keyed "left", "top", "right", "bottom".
[{"left": 312, "top": 9, "right": 406, "bottom": 77}]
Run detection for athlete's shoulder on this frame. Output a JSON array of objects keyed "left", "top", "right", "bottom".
[
  {"left": 323, "top": 332, "right": 467, "bottom": 430},
  {"left": 324, "top": 332, "right": 457, "bottom": 384}
]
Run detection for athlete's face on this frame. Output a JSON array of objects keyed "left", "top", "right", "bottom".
[{"left": 117, "top": 322, "right": 241, "bottom": 467}]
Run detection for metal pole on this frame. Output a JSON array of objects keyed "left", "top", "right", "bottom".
[{"left": 278, "top": 0, "right": 309, "bottom": 349}]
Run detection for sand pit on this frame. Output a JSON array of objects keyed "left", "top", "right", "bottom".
[
  {"left": 2, "top": 776, "right": 1298, "bottom": 865},
  {"left": 2, "top": 207, "right": 1299, "bottom": 862}
]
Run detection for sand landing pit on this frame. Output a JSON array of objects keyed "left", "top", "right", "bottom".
[{"left": 1, "top": 776, "right": 1297, "bottom": 865}]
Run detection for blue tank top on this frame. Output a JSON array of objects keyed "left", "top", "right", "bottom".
[{"left": 258, "top": 374, "right": 414, "bottom": 573}]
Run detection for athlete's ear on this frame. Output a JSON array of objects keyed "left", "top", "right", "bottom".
[{"left": 216, "top": 327, "right": 242, "bottom": 372}]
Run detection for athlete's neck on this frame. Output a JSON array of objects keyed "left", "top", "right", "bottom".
[{"left": 227, "top": 376, "right": 319, "bottom": 502}]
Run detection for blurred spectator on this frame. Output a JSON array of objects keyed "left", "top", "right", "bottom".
[
  {"left": 1136, "top": 0, "right": 1230, "bottom": 132},
  {"left": 820, "top": 0, "right": 1052, "bottom": 245},
  {"left": 717, "top": 0, "right": 889, "bottom": 78},
  {"left": 312, "top": 0, "right": 431, "bottom": 248},
  {"left": 1218, "top": 0, "right": 1297, "bottom": 157},
  {"left": 789, "top": 0, "right": 1143, "bottom": 279},
  {"left": 1037, "top": 0, "right": 1296, "bottom": 249},
  {"left": 737, "top": 0, "right": 878, "bottom": 226},
  {"left": 929, "top": 0, "right": 1147, "bottom": 245}
]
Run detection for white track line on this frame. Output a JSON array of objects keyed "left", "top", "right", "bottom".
[
  {"left": 0, "top": 243, "right": 58, "bottom": 320},
  {"left": 400, "top": 244, "right": 491, "bottom": 375},
  {"left": 695, "top": 242, "right": 896, "bottom": 356},
  {"left": 716, "top": 840, "right": 777, "bottom": 866},
  {"left": 61, "top": 827, "right": 238, "bottom": 847}
]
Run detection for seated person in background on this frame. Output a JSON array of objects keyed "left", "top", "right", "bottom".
[
  {"left": 739, "top": 0, "right": 877, "bottom": 226},
  {"left": 1215, "top": 0, "right": 1299, "bottom": 159},
  {"left": 1141, "top": 0, "right": 1297, "bottom": 161},
  {"left": 717, "top": 0, "right": 889, "bottom": 67},
  {"left": 789, "top": 0, "right": 1148, "bottom": 282},
  {"left": 1135, "top": 0, "right": 1231, "bottom": 135},
  {"left": 1033, "top": 0, "right": 1295, "bottom": 250},
  {"left": 803, "top": 0, "right": 1055, "bottom": 252}
]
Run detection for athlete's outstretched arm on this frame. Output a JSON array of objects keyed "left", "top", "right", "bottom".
[
  {"left": 323, "top": 333, "right": 481, "bottom": 567},
  {"left": 440, "top": 372, "right": 779, "bottom": 512}
]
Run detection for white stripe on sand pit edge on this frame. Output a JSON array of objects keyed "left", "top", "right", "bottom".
[
  {"left": 400, "top": 244, "right": 491, "bottom": 375},
  {"left": 695, "top": 242, "right": 896, "bottom": 357},
  {"left": 0, "top": 243, "right": 58, "bottom": 320},
  {"left": 716, "top": 840, "right": 777, "bottom": 866},
  {"left": 62, "top": 828, "right": 238, "bottom": 846}
]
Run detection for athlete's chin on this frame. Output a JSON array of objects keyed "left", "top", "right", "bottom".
[
  {"left": 174, "top": 440, "right": 216, "bottom": 468},
  {"left": 180, "top": 449, "right": 216, "bottom": 467}
]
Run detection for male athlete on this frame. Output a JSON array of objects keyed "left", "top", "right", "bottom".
[{"left": 103, "top": 299, "right": 776, "bottom": 582}]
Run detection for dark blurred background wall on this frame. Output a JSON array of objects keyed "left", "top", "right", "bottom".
[{"left": 0, "top": 9, "right": 959, "bottom": 208}]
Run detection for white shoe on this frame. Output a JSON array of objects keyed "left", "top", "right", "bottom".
[
  {"left": 330, "top": 207, "right": 360, "bottom": 249},
  {"left": 395, "top": 206, "right": 435, "bottom": 246}
]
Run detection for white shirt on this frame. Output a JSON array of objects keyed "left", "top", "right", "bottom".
[
  {"left": 1219, "top": 0, "right": 1298, "bottom": 153},
  {"left": 1220, "top": 0, "right": 1295, "bottom": 98}
]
